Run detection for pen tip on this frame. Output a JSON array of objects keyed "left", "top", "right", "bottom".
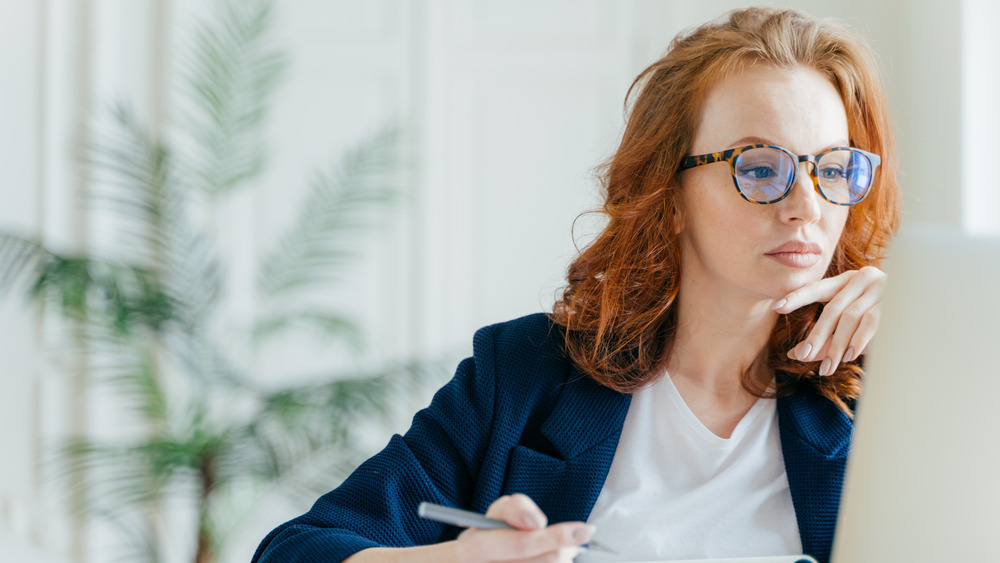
[{"left": 584, "top": 540, "right": 618, "bottom": 555}]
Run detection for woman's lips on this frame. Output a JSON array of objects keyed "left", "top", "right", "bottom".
[{"left": 765, "top": 241, "right": 822, "bottom": 268}]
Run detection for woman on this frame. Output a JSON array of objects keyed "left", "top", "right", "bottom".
[{"left": 253, "top": 7, "right": 900, "bottom": 563}]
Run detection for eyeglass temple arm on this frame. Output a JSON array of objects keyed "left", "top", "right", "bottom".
[{"left": 679, "top": 150, "right": 731, "bottom": 170}]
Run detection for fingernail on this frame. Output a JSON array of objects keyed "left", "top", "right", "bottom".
[
  {"left": 772, "top": 298, "right": 787, "bottom": 311},
  {"left": 845, "top": 347, "right": 855, "bottom": 362},
  {"left": 572, "top": 525, "right": 596, "bottom": 543},
  {"left": 820, "top": 357, "right": 832, "bottom": 376},
  {"left": 525, "top": 512, "right": 546, "bottom": 529},
  {"left": 797, "top": 342, "right": 812, "bottom": 361}
]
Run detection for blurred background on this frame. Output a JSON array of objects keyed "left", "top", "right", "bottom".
[{"left": 1, "top": 1, "right": 997, "bottom": 562}]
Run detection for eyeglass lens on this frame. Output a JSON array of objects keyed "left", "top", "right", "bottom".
[{"left": 733, "top": 147, "right": 873, "bottom": 204}]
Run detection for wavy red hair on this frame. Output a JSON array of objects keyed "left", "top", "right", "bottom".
[{"left": 550, "top": 7, "right": 901, "bottom": 415}]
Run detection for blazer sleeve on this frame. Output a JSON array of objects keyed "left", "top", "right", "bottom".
[{"left": 251, "top": 341, "right": 499, "bottom": 562}]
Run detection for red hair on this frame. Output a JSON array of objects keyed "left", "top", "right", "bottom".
[{"left": 550, "top": 7, "right": 901, "bottom": 415}]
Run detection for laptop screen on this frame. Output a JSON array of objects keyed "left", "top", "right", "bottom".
[{"left": 831, "top": 225, "right": 1000, "bottom": 562}]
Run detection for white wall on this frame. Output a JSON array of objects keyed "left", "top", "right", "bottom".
[
  {"left": 1, "top": 1, "right": 995, "bottom": 562},
  {"left": 0, "top": 0, "right": 47, "bottom": 559},
  {"left": 962, "top": 0, "right": 1000, "bottom": 234}
]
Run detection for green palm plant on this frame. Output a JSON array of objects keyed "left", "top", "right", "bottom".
[{"left": 0, "top": 2, "right": 440, "bottom": 562}]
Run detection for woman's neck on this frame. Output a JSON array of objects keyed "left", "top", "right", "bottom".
[{"left": 666, "top": 282, "right": 779, "bottom": 415}]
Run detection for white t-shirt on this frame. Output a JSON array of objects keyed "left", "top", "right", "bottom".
[{"left": 579, "top": 372, "right": 801, "bottom": 562}]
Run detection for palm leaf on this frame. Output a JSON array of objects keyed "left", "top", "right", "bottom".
[
  {"left": 0, "top": 231, "right": 177, "bottom": 334},
  {"left": 157, "top": 226, "right": 221, "bottom": 330},
  {"left": 55, "top": 422, "right": 237, "bottom": 520},
  {"left": 93, "top": 340, "right": 171, "bottom": 430},
  {"left": 0, "top": 231, "right": 49, "bottom": 300},
  {"left": 200, "top": 361, "right": 446, "bottom": 547},
  {"left": 228, "top": 360, "right": 444, "bottom": 486},
  {"left": 250, "top": 309, "right": 360, "bottom": 347},
  {"left": 256, "top": 125, "right": 403, "bottom": 305},
  {"left": 54, "top": 438, "right": 176, "bottom": 518},
  {"left": 99, "top": 512, "right": 163, "bottom": 563},
  {"left": 88, "top": 103, "right": 222, "bottom": 331},
  {"left": 177, "top": 0, "right": 287, "bottom": 195},
  {"left": 87, "top": 102, "right": 176, "bottom": 268}
]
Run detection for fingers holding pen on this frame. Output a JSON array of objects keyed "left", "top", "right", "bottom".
[
  {"left": 485, "top": 493, "right": 548, "bottom": 530},
  {"left": 458, "top": 525, "right": 589, "bottom": 563},
  {"left": 457, "top": 494, "right": 594, "bottom": 563}
]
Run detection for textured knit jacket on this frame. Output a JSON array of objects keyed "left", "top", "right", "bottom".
[{"left": 252, "top": 313, "right": 853, "bottom": 563}]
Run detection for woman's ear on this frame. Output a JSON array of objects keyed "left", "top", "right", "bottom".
[{"left": 669, "top": 193, "right": 685, "bottom": 235}]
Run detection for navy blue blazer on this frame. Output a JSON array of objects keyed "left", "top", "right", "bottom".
[{"left": 252, "top": 313, "right": 852, "bottom": 563}]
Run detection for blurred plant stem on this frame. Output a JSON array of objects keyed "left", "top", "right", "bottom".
[{"left": 0, "top": 1, "right": 440, "bottom": 562}]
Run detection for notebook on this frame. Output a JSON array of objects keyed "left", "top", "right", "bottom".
[
  {"left": 831, "top": 225, "right": 1000, "bottom": 562},
  {"left": 616, "top": 557, "right": 817, "bottom": 563}
]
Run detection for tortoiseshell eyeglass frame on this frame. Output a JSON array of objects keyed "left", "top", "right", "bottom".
[{"left": 678, "top": 144, "right": 881, "bottom": 206}]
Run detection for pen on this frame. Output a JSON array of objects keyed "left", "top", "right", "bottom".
[{"left": 417, "top": 501, "right": 617, "bottom": 555}]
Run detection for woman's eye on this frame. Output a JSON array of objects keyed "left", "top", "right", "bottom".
[
  {"left": 818, "top": 166, "right": 846, "bottom": 181},
  {"left": 738, "top": 166, "right": 776, "bottom": 180}
]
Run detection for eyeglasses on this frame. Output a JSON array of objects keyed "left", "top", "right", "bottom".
[{"left": 678, "top": 144, "right": 881, "bottom": 206}]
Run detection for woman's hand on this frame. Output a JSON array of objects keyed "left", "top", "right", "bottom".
[
  {"left": 344, "top": 494, "right": 594, "bottom": 563},
  {"left": 455, "top": 494, "right": 595, "bottom": 563},
  {"left": 773, "top": 266, "right": 887, "bottom": 376}
]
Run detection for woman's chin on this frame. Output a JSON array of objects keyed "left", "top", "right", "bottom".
[{"left": 770, "top": 270, "right": 826, "bottom": 299}]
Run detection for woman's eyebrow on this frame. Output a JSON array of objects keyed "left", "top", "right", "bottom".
[{"left": 730, "top": 135, "right": 773, "bottom": 147}]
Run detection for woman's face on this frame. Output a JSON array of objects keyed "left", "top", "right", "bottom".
[{"left": 676, "top": 64, "right": 850, "bottom": 303}]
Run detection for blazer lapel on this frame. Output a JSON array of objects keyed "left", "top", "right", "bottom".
[
  {"left": 778, "top": 391, "right": 853, "bottom": 563},
  {"left": 540, "top": 367, "right": 632, "bottom": 459},
  {"left": 503, "top": 367, "right": 631, "bottom": 523}
]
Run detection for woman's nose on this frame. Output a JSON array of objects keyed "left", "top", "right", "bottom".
[{"left": 778, "top": 163, "right": 822, "bottom": 224}]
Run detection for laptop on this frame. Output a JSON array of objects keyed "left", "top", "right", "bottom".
[{"left": 831, "top": 225, "right": 1000, "bottom": 562}]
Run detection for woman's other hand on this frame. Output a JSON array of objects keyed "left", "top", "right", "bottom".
[
  {"left": 773, "top": 266, "right": 887, "bottom": 376},
  {"left": 455, "top": 493, "right": 594, "bottom": 562}
]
